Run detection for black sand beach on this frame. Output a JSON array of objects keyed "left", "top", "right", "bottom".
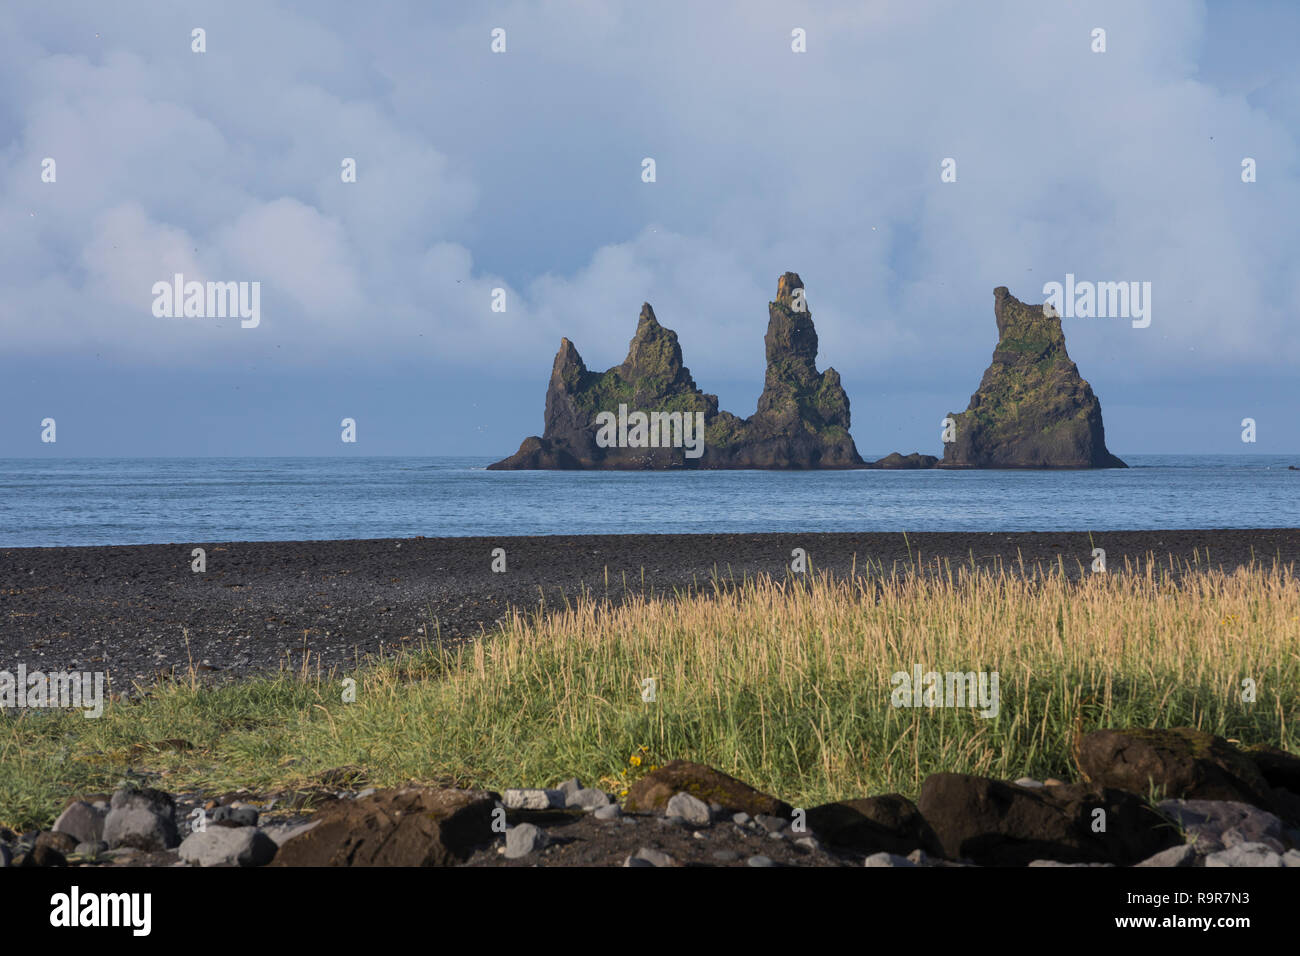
[{"left": 2, "top": 529, "right": 1298, "bottom": 685}]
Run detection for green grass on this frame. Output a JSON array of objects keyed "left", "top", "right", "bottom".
[{"left": 3, "top": 557, "right": 1297, "bottom": 832}]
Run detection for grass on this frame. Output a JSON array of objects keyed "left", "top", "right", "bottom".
[{"left": 2, "top": 555, "right": 1298, "bottom": 832}]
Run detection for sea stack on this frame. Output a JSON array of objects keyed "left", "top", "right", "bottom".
[
  {"left": 487, "top": 272, "right": 863, "bottom": 469},
  {"left": 938, "top": 287, "right": 1126, "bottom": 469}
]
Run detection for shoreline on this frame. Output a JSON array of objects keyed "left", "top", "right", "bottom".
[{"left": 3, "top": 528, "right": 1298, "bottom": 684}]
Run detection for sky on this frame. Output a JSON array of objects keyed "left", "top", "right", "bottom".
[{"left": 1, "top": 0, "right": 1297, "bottom": 459}]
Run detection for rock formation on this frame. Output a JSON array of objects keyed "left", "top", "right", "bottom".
[
  {"left": 937, "top": 287, "right": 1126, "bottom": 469},
  {"left": 488, "top": 273, "right": 863, "bottom": 469}
]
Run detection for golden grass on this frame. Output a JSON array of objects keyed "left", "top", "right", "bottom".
[{"left": 2, "top": 556, "right": 1297, "bottom": 831}]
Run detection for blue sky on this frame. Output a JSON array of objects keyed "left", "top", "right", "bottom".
[{"left": 1, "top": 0, "right": 1297, "bottom": 458}]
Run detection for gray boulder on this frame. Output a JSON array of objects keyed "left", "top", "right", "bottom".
[
  {"left": 504, "top": 823, "right": 549, "bottom": 859},
  {"left": 666, "top": 792, "right": 712, "bottom": 827},
  {"left": 53, "top": 801, "right": 106, "bottom": 844},
  {"left": 179, "top": 827, "right": 277, "bottom": 867}
]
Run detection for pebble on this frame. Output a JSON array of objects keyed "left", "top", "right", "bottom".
[
  {"left": 746, "top": 855, "right": 776, "bottom": 867},
  {"left": 503, "top": 788, "right": 563, "bottom": 810},
  {"left": 1135, "top": 844, "right": 1197, "bottom": 868},
  {"left": 732, "top": 812, "right": 753, "bottom": 827},
  {"left": 755, "top": 814, "right": 788, "bottom": 834},
  {"left": 504, "top": 823, "right": 549, "bottom": 859},
  {"left": 627, "top": 847, "right": 675, "bottom": 867},
  {"left": 864, "top": 852, "right": 916, "bottom": 867},
  {"left": 666, "top": 792, "right": 712, "bottom": 827},
  {"left": 1205, "top": 842, "right": 1284, "bottom": 867},
  {"left": 593, "top": 804, "right": 622, "bottom": 822},
  {"left": 1013, "top": 777, "right": 1044, "bottom": 788},
  {"left": 566, "top": 788, "right": 612, "bottom": 811},
  {"left": 711, "top": 849, "right": 741, "bottom": 862}
]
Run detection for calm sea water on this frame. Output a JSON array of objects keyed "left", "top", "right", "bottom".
[{"left": 0, "top": 456, "right": 1296, "bottom": 547}]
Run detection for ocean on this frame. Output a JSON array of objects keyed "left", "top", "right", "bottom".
[{"left": 0, "top": 455, "right": 1296, "bottom": 548}]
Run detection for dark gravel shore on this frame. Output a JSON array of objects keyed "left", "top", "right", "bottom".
[{"left": 2, "top": 529, "right": 1297, "bottom": 685}]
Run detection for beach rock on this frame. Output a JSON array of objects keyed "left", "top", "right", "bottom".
[
  {"left": 917, "top": 773, "right": 1179, "bottom": 866},
  {"left": 503, "top": 788, "right": 563, "bottom": 810},
  {"left": 104, "top": 789, "right": 179, "bottom": 852},
  {"left": 806, "top": 793, "right": 942, "bottom": 856},
  {"left": 864, "top": 852, "right": 916, "bottom": 867},
  {"left": 566, "top": 788, "right": 612, "bottom": 811},
  {"left": 504, "top": 823, "right": 549, "bottom": 859},
  {"left": 210, "top": 805, "right": 259, "bottom": 827},
  {"left": 489, "top": 273, "right": 863, "bottom": 470},
  {"left": 666, "top": 792, "right": 712, "bottom": 826},
  {"left": 746, "top": 855, "right": 777, "bottom": 867},
  {"left": 626, "top": 847, "right": 676, "bottom": 867},
  {"left": 594, "top": 804, "right": 623, "bottom": 822},
  {"left": 1243, "top": 743, "right": 1300, "bottom": 793},
  {"left": 1077, "top": 728, "right": 1279, "bottom": 813},
  {"left": 0, "top": 845, "right": 10, "bottom": 867},
  {"left": 179, "top": 827, "right": 277, "bottom": 867},
  {"left": 938, "top": 287, "right": 1125, "bottom": 469},
  {"left": 35, "top": 831, "right": 79, "bottom": 856},
  {"left": 712, "top": 849, "right": 741, "bottom": 863},
  {"left": 54, "top": 801, "right": 106, "bottom": 844},
  {"left": 1027, "top": 860, "right": 1113, "bottom": 867},
  {"left": 1205, "top": 842, "right": 1284, "bottom": 867},
  {"left": 1135, "top": 844, "right": 1198, "bottom": 867},
  {"left": 270, "top": 787, "right": 496, "bottom": 867},
  {"left": 866, "top": 452, "right": 938, "bottom": 469},
  {"left": 624, "top": 761, "right": 792, "bottom": 818},
  {"left": 262, "top": 821, "right": 320, "bottom": 846},
  {"left": 1155, "top": 799, "right": 1285, "bottom": 854},
  {"left": 75, "top": 841, "right": 109, "bottom": 858}
]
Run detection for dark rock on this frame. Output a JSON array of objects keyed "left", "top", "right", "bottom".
[
  {"left": 35, "top": 831, "right": 79, "bottom": 856},
  {"left": 110, "top": 787, "right": 175, "bottom": 814},
  {"left": 866, "top": 452, "right": 939, "bottom": 469},
  {"left": 806, "top": 793, "right": 942, "bottom": 855},
  {"left": 1076, "top": 728, "right": 1281, "bottom": 815},
  {"left": 1243, "top": 744, "right": 1300, "bottom": 794},
  {"left": 489, "top": 273, "right": 863, "bottom": 470},
  {"left": 270, "top": 787, "right": 496, "bottom": 866},
  {"left": 917, "top": 773, "right": 1180, "bottom": 866},
  {"left": 624, "top": 761, "right": 792, "bottom": 818},
  {"left": 939, "top": 287, "right": 1126, "bottom": 469}
]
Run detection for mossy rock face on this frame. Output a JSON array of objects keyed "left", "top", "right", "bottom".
[
  {"left": 623, "top": 760, "right": 792, "bottom": 817},
  {"left": 917, "top": 773, "right": 1181, "bottom": 866},
  {"left": 488, "top": 274, "right": 864, "bottom": 470},
  {"left": 1076, "top": 728, "right": 1278, "bottom": 811},
  {"left": 938, "top": 287, "right": 1126, "bottom": 469}
]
